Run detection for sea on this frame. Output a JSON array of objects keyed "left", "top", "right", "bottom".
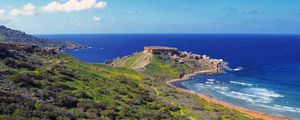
[{"left": 36, "top": 34, "right": 300, "bottom": 119}]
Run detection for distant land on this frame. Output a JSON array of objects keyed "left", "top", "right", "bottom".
[{"left": 0, "top": 26, "right": 86, "bottom": 50}]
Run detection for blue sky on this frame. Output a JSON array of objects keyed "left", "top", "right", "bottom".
[{"left": 0, "top": 0, "right": 300, "bottom": 34}]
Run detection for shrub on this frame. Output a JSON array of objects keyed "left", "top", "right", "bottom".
[
  {"left": 11, "top": 73, "right": 40, "bottom": 88},
  {"left": 3, "top": 58, "right": 16, "bottom": 67},
  {"left": 74, "top": 90, "right": 92, "bottom": 99},
  {"left": 56, "top": 92, "right": 78, "bottom": 108}
]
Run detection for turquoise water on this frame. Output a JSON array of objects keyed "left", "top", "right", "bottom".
[
  {"left": 37, "top": 34, "right": 300, "bottom": 119},
  {"left": 175, "top": 72, "right": 300, "bottom": 119}
]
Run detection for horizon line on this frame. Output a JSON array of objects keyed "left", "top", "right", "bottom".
[{"left": 33, "top": 33, "right": 300, "bottom": 36}]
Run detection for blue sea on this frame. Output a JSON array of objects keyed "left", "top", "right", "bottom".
[{"left": 37, "top": 34, "right": 300, "bottom": 119}]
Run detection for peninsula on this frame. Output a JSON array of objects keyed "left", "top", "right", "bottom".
[{"left": 108, "top": 46, "right": 285, "bottom": 120}]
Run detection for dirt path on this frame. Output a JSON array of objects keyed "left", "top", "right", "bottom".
[{"left": 133, "top": 53, "right": 152, "bottom": 69}]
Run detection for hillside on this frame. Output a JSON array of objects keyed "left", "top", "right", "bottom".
[
  {"left": 1, "top": 43, "right": 193, "bottom": 119},
  {"left": 0, "top": 43, "right": 253, "bottom": 119},
  {"left": 108, "top": 46, "right": 254, "bottom": 120},
  {"left": 0, "top": 25, "right": 85, "bottom": 50}
]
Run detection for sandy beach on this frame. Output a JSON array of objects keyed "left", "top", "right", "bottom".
[{"left": 166, "top": 70, "right": 287, "bottom": 120}]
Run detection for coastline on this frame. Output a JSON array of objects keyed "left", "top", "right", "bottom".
[{"left": 166, "top": 70, "right": 287, "bottom": 120}]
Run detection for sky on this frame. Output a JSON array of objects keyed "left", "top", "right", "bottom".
[{"left": 0, "top": 0, "right": 300, "bottom": 34}]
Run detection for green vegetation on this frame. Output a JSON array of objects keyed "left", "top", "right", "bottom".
[
  {"left": 0, "top": 45, "right": 185, "bottom": 119},
  {"left": 114, "top": 53, "right": 253, "bottom": 120},
  {"left": 0, "top": 43, "right": 252, "bottom": 119},
  {"left": 143, "top": 55, "right": 193, "bottom": 80}
]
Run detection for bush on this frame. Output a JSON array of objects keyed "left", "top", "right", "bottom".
[
  {"left": 3, "top": 58, "right": 36, "bottom": 70},
  {"left": 59, "top": 69, "right": 75, "bottom": 77},
  {"left": 74, "top": 90, "right": 92, "bottom": 99},
  {"left": 11, "top": 73, "right": 40, "bottom": 88},
  {"left": 56, "top": 92, "right": 78, "bottom": 108},
  {"left": 3, "top": 58, "right": 16, "bottom": 67}
]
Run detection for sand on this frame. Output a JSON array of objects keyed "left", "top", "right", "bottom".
[{"left": 166, "top": 70, "right": 288, "bottom": 120}]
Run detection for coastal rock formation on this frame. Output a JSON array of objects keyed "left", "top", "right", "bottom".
[
  {"left": 108, "top": 46, "right": 226, "bottom": 74},
  {"left": 0, "top": 42, "right": 59, "bottom": 57}
]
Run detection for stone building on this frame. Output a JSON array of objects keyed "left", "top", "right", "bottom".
[{"left": 144, "top": 46, "right": 178, "bottom": 54}]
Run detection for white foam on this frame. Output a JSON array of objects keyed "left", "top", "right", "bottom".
[
  {"left": 213, "top": 86, "right": 229, "bottom": 91},
  {"left": 230, "top": 81, "right": 253, "bottom": 86},
  {"left": 244, "top": 88, "right": 284, "bottom": 98},
  {"left": 207, "top": 79, "right": 215, "bottom": 82},
  {"left": 225, "top": 66, "right": 244, "bottom": 72},
  {"left": 258, "top": 104, "right": 300, "bottom": 113},
  {"left": 205, "top": 81, "right": 214, "bottom": 84},
  {"left": 218, "top": 88, "right": 283, "bottom": 104},
  {"left": 195, "top": 83, "right": 206, "bottom": 90},
  {"left": 233, "top": 67, "right": 244, "bottom": 71}
]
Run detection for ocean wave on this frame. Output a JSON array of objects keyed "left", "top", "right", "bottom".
[
  {"left": 218, "top": 88, "right": 283, "bottom": 104},
  {"left": 257, "top": 104, "right": 300, "bottom": 113},
  {"left": 230, "top": 81, "right": 253, "bottom": 86},
  {"left": 243, "top": 88, "right": 284, "bottom": 98},
  {"left": 225, "top": 66, "right": 244, "bottom": 72},
  {"left": 233, "top": 67, "right": 244, "bottom": 71},
  {"left": 195, "top": 83, "right": 206, "bottom": 90},
  {"left": 205, "top": 81, "right": 214, "bottom": 84},
  {"left": 213, "top": 86, "right": 229, "bottom": 91},
  {"left": 207, "top": 79, "right": 215, "bottom": 82},
  {"left": 220, "top": 91, "right": 273, "bottom": 103}
]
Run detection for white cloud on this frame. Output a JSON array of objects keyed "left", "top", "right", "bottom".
[
  {"left": 9, "top": 3, "right": 36, "bottom": 18},
  {"left": 0, "top": 9, "right": 5, "bottom": 16},
  {"left": 41, "top": 0, "right": 107, "bottom": 13},
  {"left": 92, "top": 16, "right": 101, "bottom": 22},
  {"left": 0, "top": 9, "right": 9, "bottom": 23},
  {"left": 0, "top": 1, "right": 107, "bottom": 24},
  {"left": 94, "top": 1, "right": 107, "bottom": 9}
]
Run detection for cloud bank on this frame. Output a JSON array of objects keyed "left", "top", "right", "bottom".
[
  {"left": 9, "top": 3, "right": 36, "bottom": 18},
  {"left": 0, "top": 0, "right": 107, "bottom": 23}
]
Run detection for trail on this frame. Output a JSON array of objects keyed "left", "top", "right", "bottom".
[{"left": 132, "top": 52, "right": 152, "bottom": 70}]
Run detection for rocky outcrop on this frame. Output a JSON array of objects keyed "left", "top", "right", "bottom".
[
  {"left": 0, "top": 42, "right": 60, "bottom": 60},
  {"left": 107, "top": 46, "right": 227, "bottom": 73},
  {"left": 170, "top": 51, "right": 225, "bottom": 73}
]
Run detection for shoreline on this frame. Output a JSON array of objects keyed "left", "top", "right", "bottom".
[{"left": 166, "top": 70, "right": 287, "bottom": 120}]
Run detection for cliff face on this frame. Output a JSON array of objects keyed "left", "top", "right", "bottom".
[{"left": 0, "top": 25, "right": 86, "bottom": 50}]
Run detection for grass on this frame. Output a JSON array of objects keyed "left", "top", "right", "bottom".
[
  {"left": 0, "top": 47, "right": 253, "bottom": 120},
  {"left": 0, "top": 52, "right": 185, "bottom": 119}
]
